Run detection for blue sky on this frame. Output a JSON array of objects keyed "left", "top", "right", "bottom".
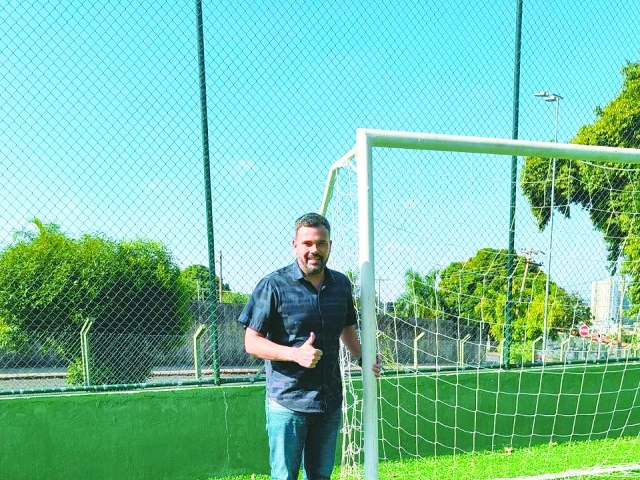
[{"left": 2, "top": 0, "right": 640, "bottom": 302}]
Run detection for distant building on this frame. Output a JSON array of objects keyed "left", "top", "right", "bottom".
[{"left": 590, "top": 277, "right": 628, "bottom": 333}]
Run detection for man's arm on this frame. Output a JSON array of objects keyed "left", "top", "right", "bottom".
[
  {"left": 244, "top": 327, "right": 323, "bottom": 368},
  {"left": 340, "top": 325, "right": 361, "bottom": 360},
  {"left": 341, "top": 325, "right": 382, "bottom": 376}
]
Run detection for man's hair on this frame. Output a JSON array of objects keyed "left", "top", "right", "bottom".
[{"left": 294, "top": 212, "right": 331, "bottom": 236}]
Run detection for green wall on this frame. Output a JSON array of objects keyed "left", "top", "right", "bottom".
[
  {"left": 0, "top": 385, "right": 269, "bottom": 480},
  {"left": 374, "top": 363, "right": 640, "bottom": 458},
  {"left": 2, "top": 363, "right": 639, "bottom": 480}
]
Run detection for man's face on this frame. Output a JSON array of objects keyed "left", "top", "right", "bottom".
[{"left": 292, "top": 225, "right": 331, "bottom": 276}]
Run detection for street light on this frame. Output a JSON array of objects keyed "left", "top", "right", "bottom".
[
  {"left": 535, "top": 91, "right": 562, "bottom": 362},
  {"left": 534, "top": 92, "right": 562, "bottom": 142}
]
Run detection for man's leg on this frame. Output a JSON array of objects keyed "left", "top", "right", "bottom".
[
  {"left": 302, "top": 407, "right": 342, "bottom": 480},
  {"left": 266, "top": 399, "right": 308, "bottom": 480}
]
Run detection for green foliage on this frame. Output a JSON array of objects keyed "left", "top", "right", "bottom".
[
  {"left": 519, "top": 156, "right": 576, "bottom": 231},
  {"left": 438, "top": 249, "right": 520, "bottom": 340},
  {"left": 180, "top": 264, "right": 248, "bottom": 304},
  {"left": 221, "top": 291, "right": 250, "bottom": 304},
  {"left": 0, "top": 316, "right": 29, "bottom": 352},
  {"left": 521, "top": 61, "right": 640, "bottom": 315},
  {"left": 182, "top": 264, "right": 225, "bottom": 302},
  {"left": 394, "top": 248, "right": 590, "bottom": 343},
  {"left": 508, "top": 340, "right": 536, "bottom": 364},
  {"left": 0, "top": 220, "right": 193, "bottom": 385},
  {"left": 394, "top": 269, "right": 440, "bottom": 319}
]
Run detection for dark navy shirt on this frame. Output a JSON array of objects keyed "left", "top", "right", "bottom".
[{"left": 238, "top": 262, "right": 357, "bottom": 413}]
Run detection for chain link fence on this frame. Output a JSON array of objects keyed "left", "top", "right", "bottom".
[{"left": 2, "top": 0, "right": 640, "bottom": 394}]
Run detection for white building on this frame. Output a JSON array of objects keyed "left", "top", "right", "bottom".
[{"left": 590, "top": 277, "right": 627, "bottom": 333}]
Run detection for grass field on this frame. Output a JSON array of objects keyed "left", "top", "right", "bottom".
[{"left": 208, "top": 436, "right": 640, "bottom": 480}]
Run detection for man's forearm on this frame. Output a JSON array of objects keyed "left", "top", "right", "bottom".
[
  {"left": 244, "top": 328, "right": 322, "bottom": 368},
  {"left": 340, "top": 325, "right": 362, "bottom": 360},
  {"left": 244, "top": 332, "right": 296, "bottom": 362}
]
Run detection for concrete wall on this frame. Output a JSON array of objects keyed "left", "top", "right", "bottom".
[
  {"left": 2, "top": 363, "right": 640, "bottom": 480},
  {"left": 0, "top": 385, "right": 268, "bottom": 480},
  {"left": 374, "top": 363, "right": 640, "bottom": 457}
]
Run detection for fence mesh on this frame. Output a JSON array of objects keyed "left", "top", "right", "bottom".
[{"left": 1, "top": 0, "right": 640, "bottom": 393}]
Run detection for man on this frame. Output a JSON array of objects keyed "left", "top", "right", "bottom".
[{"left": 238, "top": 212, "right": 380, "bottom": 480}]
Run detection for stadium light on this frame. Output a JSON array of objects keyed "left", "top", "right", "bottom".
[{"left": 536, "top": 91, "right": 562, "bottom": 362}]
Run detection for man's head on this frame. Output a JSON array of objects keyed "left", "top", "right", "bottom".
[{"left": 292, "top": 213, "right": 332, "bottom": 277}]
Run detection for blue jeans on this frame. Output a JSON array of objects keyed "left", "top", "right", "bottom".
[{"left": 266, "top": 399, "right": 342, "bottom": 480}]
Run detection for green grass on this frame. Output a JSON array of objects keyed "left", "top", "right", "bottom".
[{"left": 207, "top": 436, "right": 640, "bottom": 480}]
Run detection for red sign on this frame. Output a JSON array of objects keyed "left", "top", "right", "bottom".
[{"left": 578, "top": 324, "right": 590, "bottom": 337}]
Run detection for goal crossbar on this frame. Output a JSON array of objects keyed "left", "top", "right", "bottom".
[
  {"left": 321, "top": 131, "right": 640, "bottom": 214},
  {"left": 360, "top": 128, "right": 640, "bottom": 163}
]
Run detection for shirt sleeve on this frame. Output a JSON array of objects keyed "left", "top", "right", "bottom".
[
  {"left": 345, "top": 278, "right": 358, "bottom": 328},
  {"left": 237, "top": 277, "right": 276, "bottom": 336}
]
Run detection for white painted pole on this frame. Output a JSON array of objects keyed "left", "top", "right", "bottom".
[
  {"left": 356, "top": 128, "right": 379, "bottom": 480},
  {"left": 360, "top": 129, "right": 640, "bottom": 164},
  {"left": 319, "top": 148, "right": 355, "bottom": 216}
]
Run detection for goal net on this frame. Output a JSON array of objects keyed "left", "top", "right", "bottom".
[{"left": 321, "top": 129, "right": 640, "bottom": 480}]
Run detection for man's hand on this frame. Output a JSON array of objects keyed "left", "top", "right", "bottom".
[
  {"left": 372, "top": 353, "right": 382, "bottom": 378},
  {"left": 294, "top": 332, "right": 323, "bottom": 368}
]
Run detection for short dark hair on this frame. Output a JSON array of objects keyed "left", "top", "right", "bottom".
[{"left": 294, "top": 212, "right": 331, "bottom": 236}]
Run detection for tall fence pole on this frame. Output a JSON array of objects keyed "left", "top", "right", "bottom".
[
  {"left": 195, "top": 0, "right": 220, "bottom": 384},
  {"left": 504, "top": 0, "right": 523, "bottom": 368}
]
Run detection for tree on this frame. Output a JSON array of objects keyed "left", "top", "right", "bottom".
[
  {"left": 437, "top": 249, "right": 516, "bottom": 338},
  {"left": 0, "top": 220, "right": 193, "bottom": 385},
  {"left": 221, "top": 291, "right": 250, "bottom": 304},
  {"left": 180, "top": 264, "right": 248, "bottom": 304},
  {"left": 394, "top": 269, "right": 440, "bottom": 319},
  {"left": 521, "top": 61, "right": 640, "bottom": 315},
  {"left": 182, "top": 264, "right": 223, "bottom": 301},
  {"left": 394, "top": 248, "right": 590, "bottom": 343}
]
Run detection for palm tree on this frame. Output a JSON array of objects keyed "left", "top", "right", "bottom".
[{"left": 394, "top": 269, "right": 440, "bottom": 320}]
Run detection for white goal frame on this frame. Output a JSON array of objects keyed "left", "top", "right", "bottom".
[{"left": 320, "top": 128, "right": 640, "bottom": 480}]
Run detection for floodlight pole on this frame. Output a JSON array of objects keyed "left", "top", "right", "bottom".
[{"left": 534, "top": 91, "right": 562, "bottom": 363}]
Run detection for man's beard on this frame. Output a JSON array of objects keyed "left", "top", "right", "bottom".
[{"left": 303, "top": 255, "right": 326, "bottom": 275}]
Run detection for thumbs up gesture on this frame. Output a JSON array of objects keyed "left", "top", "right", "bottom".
[{"left": 295, "top": 332, "right": 323, "bottom": 368}]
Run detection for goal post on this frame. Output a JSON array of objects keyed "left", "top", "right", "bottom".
[{"left": 321, "top": 129, "right": 640, "bottom": 480}]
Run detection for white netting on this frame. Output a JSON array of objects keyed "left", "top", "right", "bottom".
[{"left": 324, "top": 134, "right": 640, "bottom": 479}]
